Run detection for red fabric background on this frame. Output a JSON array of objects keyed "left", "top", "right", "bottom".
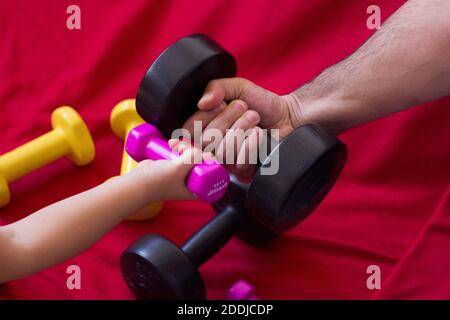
[{"left": 0, "top": 0, "right": 449, "bottom": 299}]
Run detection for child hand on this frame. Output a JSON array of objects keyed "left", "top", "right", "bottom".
[{"left": 135, "top": 141, "right": 214, "bottom": 201}]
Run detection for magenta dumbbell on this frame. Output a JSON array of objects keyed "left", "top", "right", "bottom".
[
  {"left": 227, "top": 280, "right": 259, "bottom": 300},
  {"left": 126, "top": 123, "right": 229, "bottom": 203}
]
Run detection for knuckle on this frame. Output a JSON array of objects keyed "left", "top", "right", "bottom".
[
  {"left": 236, "top": 77, "right": 251, "bottom": 86},
  {"left": 208, "top": 79, "right": 221, "bottom": 89}
]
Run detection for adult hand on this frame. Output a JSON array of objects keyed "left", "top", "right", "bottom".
[{"left": 183, "top": 78, "right": 305, "bottom": 181}]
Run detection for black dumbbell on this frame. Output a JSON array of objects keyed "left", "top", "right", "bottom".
[
  {"left": 121, "top": 34, "right": 347, "bottom": 299},
  {"left": 122, "top": 124, "right": 346, "bottom": 300},
  {"left": 136, "top": 34, "right": 237, "bottom": 139}
]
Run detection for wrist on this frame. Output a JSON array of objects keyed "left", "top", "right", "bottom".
[
  {"left": 128, "top": 164, "right": 163, "bottom": 203},
  {"left": 290, "top": 83, "right": 362, "bottom": 135}
]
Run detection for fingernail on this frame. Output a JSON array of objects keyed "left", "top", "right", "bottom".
[
  {"left": 233, "top": 101, "right": 247, "bottom": 112},
  {"left": 177, "top": 142, "right": 188, "bottom": 153},
  {"left": 198, "top": 93, "right": 212, "bottom": 107},
  {"left": 245, "top": 110, "right": 260, "bottom": 123},
  {"left": 203, "top": 152, "right": 216, "bottom": 164}
]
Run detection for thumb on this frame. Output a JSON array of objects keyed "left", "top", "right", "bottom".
[
  {"left": 172, "top": 143, "right": 203, "bottom": 176},
  {"left": 197, "top": 78, "right": 256, "bottom": 110}
]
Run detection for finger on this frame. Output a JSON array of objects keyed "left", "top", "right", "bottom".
[
  {"left": 169, "top": 139, "right": 194, "bottom": 154},
  {"left": 175, "top": 144, "right": 203, "bottom": 170},
  {"left": 183, "top": 101, "right": 227, "bottom": 142},
  {"left": 166, "top": 145, "right": 203, "bottom": 201},
  {"left": 198, "top": 78, "right": 283, "bottom": 128},
  {"left": 235, "top": 126, "right": 263, "bottom": 181},
  {"left": 202, "top": 99, "right": 248, "bottom": 149},
  {"left": 168, "top": 138, "right": 182, "bottom": 152},
  {"left": 136, "top": 158, "right": 154, "bottom": 169},
  {"left": 198, "top": 78, "right": 252, "bottom": 110},
  {"left": 166, "top": 156, "right": 196, "bottom": 200},
  {"left": 215, "top": 110, "right": 260, "bottom": 165},
  {"left": 176, "top": 141, "right": 197, "bottom": 156},
  {"left": 202, "top": 151, "right": 216, "bottom": 164}
]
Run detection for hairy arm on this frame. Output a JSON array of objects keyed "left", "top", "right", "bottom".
[
  {"left": 292, "top": 0, "right": 450, "bottom": 134},
  {"left": 185, "top": 0, "right": 450, "bottom": 179}
]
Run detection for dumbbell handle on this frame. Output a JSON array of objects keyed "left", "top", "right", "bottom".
[
  {"left": 119, "top": 123, "right": 163, "bottom": 221},
  {"left": 126, "top": 123, "right": 230, "bottom": 203},
  {"left": 0, "top": 130, "right": 68, "bottom": 182},
  {"left": 141, "top": 135, "right": 179, "bottom": 161},
  {"left": 120, "top": 121, "right": 144, "bottom": 175},
  {"left": 182, "top": 206, "right": 243, "bottom": 268}
]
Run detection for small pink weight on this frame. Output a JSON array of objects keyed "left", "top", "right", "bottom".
[
  {"left": 126, "top": 123, "right": 229, "bottom": 203},
  {"left": 227, "top": 280, "right": 259, "bottom": 300}
]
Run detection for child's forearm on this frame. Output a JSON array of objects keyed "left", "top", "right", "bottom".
[{"left": 0, "top": 168, "right": 157, "bottom": 283}]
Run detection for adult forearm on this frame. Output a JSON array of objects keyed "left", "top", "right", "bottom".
[{"left": 292, "top": 0, "right": 450, "bottom": 134}]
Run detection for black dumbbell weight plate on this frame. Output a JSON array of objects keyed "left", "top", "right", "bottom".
[
  {"left": 121, "top": 235, "right": 205, "bottom": 300},
  {"left": 136, "top": 34, "right": 237, "bottom": 138},
  {"left": 247, "top": 124, "right": 347, "bottom": 234},
  {"left": 212, "top": 174, "right": 279, "bottom": 245}
]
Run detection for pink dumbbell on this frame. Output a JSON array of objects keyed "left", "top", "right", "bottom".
[
  {"left": 227, "top": 280, "right": 259, "bottom": 300},
  {"left": 126, "top": 123, "right": 229, "bottom": 203}
]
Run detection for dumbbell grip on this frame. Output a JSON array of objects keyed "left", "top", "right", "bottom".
[
  {"left": 182, "top": 205, "right": 243, "bottom": 268},
  {"left": 142, "top": 136, "right": 179, "bottom": 161}
]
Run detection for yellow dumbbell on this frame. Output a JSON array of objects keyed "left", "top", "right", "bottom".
[
  {"left": 110, "top": 99, "right": 163, "bottom": 221},
  {"left": 0, "top": 107, "right": 95, "bottom": 207}
]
